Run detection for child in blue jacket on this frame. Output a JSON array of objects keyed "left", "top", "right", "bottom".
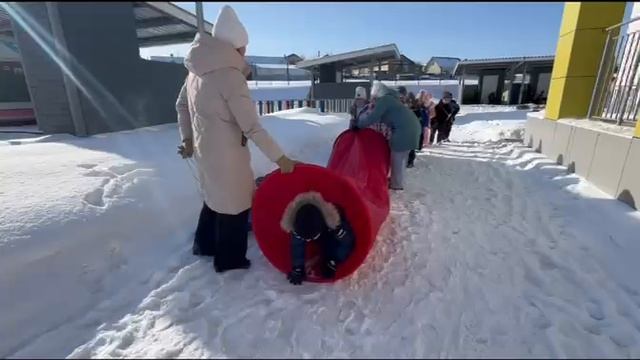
[{"left": 280, "top": 191, "right": 355, "bottom": 285}]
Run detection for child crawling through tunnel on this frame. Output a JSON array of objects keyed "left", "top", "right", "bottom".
[{"left": 280, "top": 191, "right": 356, "bottom": 285}]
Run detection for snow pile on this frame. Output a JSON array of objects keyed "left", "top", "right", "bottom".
[
  {"left": 249, "top": 85, "right": 310, "bottom": 101},
  {"left": 0, "top": 108, "right": 348, "bottom": 358},
  {"left": 450, "top": 106, "right": 529, "bottom": 143},
  {"left": 2, "top": 107, "right": 640, "bottom": 358}
]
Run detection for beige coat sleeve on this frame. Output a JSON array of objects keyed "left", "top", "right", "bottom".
[
  {"left": 176, "top": 80, "right": 193, "bottom": 141},
  {"left": 221, "top": 69, "right": 285, "bottom": 163}
]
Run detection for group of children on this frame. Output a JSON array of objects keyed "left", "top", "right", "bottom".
[{"left": 348, "top": 83, "right": 461, "bottom": 188}]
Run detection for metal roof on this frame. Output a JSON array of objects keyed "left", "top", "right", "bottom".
[
  {"left": 135, "top": 2, "right": 213, "bottom": 47},
  {"left": 0, "top": 3, "right": 213, "bottom": 47},
  {"left": 296, "top": 44, "right": 401, "bottom": 69},
  {"left": 453, "top": 55, "right": 555, "bottom": 76}
]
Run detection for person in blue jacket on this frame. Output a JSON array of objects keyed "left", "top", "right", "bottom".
[
  {"left": 280, "top": 191, "right": 355, "bottom": 285},
  {"left": 353, "top": 81, "right": 421, "bottom": 190}
]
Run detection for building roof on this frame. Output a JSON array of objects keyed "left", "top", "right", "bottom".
[
  {"left": 0, "top": 2, "right": 214, "bottom": 47},
  {"left": 135, "top": 2, "right": 214, "bottom": 47},
  {"left": 453, "top": 55, "right": 555, "bottom": 76},
  {"left": 296, "top": 43, "right": 401, "bottom": 69}
]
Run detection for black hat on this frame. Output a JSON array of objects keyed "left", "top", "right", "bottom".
[
  {"left": 397, "top": 86, "right": 408, "bottom": 96},
  {"left": 293, "top": 204, "right": 325, "bottom": 239}
]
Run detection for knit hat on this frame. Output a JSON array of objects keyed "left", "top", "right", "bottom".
[
  {"left": 212, "top": 5, "right": 249, "bottom": 49},
  {"left": 397, "top": 86, "right": 408, "bottom": 96},
  {"left": 354, "top": 86, "right": 367, "bottom": 100}
]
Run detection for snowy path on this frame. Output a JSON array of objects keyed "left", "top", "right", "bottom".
[
  {"left": 65, "top": 141, "right": 640, "bottom": 358},
  {"left": 3, "top": 107, "right": 640, "bottom": 358}
]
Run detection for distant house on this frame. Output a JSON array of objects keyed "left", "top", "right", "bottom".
[
  {"left": 424, "top": 56, "right": 460, "bottom": 78},
  {"left": 348, "top": 54, "right": 419, "bottom": 80},
  {"left": 286, "top": 53, "right": 304, "bottom": 65},
  {"left": 245, "top": 55, "right": 311, "bottom": 81}
]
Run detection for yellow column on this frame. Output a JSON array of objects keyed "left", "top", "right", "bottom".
[
  {"left": 546, "top": 2, "right": 626, "bottom": 120},
  {"left": 635, "top": 120, "right": 640, "bottom": 138}
]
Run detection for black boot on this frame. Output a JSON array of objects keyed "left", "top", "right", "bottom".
[
  {"left": 213, "top": 209, "right": 251, "bottom": 272},
  {"left": 193, "top": 203, "right": 217, "bottom": 257}
]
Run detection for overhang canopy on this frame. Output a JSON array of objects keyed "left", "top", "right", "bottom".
[
  {"left": 0, "top": 2, "right": 214, "bottom": 47},
  {"left": 453, "top": 55, "right": 555, "bottom": 76},
  {"left": 296, "top": 43, "right": 401, "bottom": 70},
  {"left": 135, "top": 2, "right": 213, "bottom": 47}
]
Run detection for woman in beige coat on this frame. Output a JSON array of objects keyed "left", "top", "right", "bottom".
[{"left": 176, "top": 5, "right": 296, "bottom": 273}]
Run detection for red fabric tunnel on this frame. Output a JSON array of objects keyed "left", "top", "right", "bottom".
[{"left": 253, "top": 128, "right": 391, "bottom": 282}]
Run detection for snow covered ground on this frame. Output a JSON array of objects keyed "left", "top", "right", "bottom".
[{"left": 2, "top": 106, "right": 640, "bottom": 358}]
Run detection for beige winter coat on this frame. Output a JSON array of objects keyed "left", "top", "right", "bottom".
[{"left": 176, "top": 34, "right": 284, "bottom": 215}]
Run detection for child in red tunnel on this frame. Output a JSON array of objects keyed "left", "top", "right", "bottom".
[{"left": 280, "top": 191, "right": 355, "bottom": 285}]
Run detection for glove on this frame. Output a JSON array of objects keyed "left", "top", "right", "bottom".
[
  {"left": 177, "top": 139, "right": 193, "bottom": 159},
  {"left": 321, "top": 260, "right": 337, "bottom": 279},
  {"left": 287, "top": 266, "right": 305, "bottom": 285}
]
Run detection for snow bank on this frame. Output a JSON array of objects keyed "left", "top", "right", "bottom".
[
  {"left": 451, "top": 106, "right": 529, "bottom": 142},
  {"left": 249, "top": 85, "right": 310, "bottom": 101},
  {"left": 0, "top": 108, "right": 348, "bottom": 357}
]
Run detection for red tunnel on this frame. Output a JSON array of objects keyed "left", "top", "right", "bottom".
[{"left": 252, "top": 128, "right": 391, "bottom": 282}]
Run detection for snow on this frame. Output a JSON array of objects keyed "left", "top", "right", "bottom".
[
  {"left": 249, "top": 84, "right": 310, "bottom": 101},
  {"left": 558, "top": 118, "right": 636, "bottom": 139},
  {"left": 2, "top": 106, "right": 640, "bottom": 358}
]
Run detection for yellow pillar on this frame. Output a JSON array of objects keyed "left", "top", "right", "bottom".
[
  {"left": 635, "top": 119, "right": 640, "bottom": 138},
  {"left": 546, "top": 2, "right": 626, "bottom": 120}
]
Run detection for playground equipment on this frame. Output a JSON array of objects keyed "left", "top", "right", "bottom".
[{"left": 252, "top": 128, "right": 390, "bottom": 282}]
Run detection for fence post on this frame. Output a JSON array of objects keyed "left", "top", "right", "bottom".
[
  {"left": 320, "top": 100, "right": 325, "bottom": 113},
  {"left": 589, "top": 31, "right": 613, "bottom": 119}
]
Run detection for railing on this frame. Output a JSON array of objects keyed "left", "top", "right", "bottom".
[
  {"left": 254, "top": 99, "right": 353, "bottom": 116},
  {"left": 589, "top": 17, "right": 640, "bottom": 126}
]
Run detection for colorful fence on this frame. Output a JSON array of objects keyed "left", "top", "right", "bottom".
[{"left": 255, "top": 99, "right": 353, "bottom": 116}]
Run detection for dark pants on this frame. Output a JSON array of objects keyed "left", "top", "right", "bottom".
[
  {"left": 407, "top": 129, "right": 425, "bottom": 167},
  {"left": 431, "top": 121, "right": 450, "bottom": 143},
  {"left": 193, "top": 202, "right": 250, "bottom": 270},
  {"left": 442, "top": 120, "right": 453, "bottom": 141},
  {"left": 429, "top": 122, "right": 438, "bottom": 144}
]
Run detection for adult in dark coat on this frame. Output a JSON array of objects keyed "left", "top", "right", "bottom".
[{"left": 431, "top": 91, "right": 460, "bottom": 144}]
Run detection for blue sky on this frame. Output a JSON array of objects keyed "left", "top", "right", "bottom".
[{"left": 142, "top": 2, "right": 568, "bottom": 62}]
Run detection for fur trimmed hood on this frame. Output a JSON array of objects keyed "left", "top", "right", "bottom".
[{"left": 280, "top": 192, "right": 341, "bottom": 232}]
